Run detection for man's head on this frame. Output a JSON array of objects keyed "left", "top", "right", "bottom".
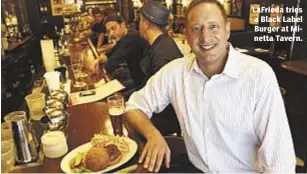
[
  {"left": 104, "top": 15, "right": 127, "bottom": 42},
  {"left": 185, "top": 0, "right": 230, "bottom": 65},
  {"left": 92, "top": 8, "right": 104, "bottom": 24},
  {"left": 87, "top": 7, "right": 93, "bottom": 16},
  {"left": 139, "top": 1, "right": 170, "bottom": 40}
]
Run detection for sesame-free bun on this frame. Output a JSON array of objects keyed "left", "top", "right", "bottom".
[{"left": 84, "top": 147, "right": 110, "bottom": 171}]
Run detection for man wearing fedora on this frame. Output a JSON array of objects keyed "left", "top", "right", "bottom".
[{"left": 138, "top": 1, "right": 183, "bottom": 136}]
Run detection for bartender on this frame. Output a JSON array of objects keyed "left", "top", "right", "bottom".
[{"left": 91, "top": 8, "right": 108, "bottom": 48}]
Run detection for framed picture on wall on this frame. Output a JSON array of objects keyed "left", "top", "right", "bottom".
[
  {"left": 269, "top": 4, "right": 284, "bottom": 27},
  {"left": 249, "top": 4, "right": 261, "bottom": 25},
  {"left": 231, "top": 0, "right": 242, "bottom": 16},
  {"left": 222, "top": 0, "right": 231, "bottom": 16}
]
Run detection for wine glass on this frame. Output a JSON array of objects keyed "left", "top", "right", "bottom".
[{"left": 78, "top": 50, "right": 89, "bottom": 78}]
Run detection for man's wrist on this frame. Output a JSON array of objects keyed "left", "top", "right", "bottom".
[{"left": 145, "top": 128, "right": 161, "bottom": 140}]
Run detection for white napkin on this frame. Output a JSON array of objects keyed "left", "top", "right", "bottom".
[
  {"left": 41, "top": 40, "right": 56, "bottom": 72},
  {"left": 44, "top": 71, "right": 60, "bottom": 92}
]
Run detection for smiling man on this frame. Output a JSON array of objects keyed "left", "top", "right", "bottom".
[{"left": 124, "top": 0, "right": 296, "bottom": 172}]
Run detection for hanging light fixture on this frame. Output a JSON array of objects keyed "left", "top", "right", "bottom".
[{"left": 165, "top": 0, "right": 173, "bottom": 9}]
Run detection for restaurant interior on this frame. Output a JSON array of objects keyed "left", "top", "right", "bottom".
[{"left": 1, "top": 0, "right": 307, "bottom": 173}]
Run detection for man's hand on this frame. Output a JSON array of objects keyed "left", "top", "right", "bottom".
[
  {"left": 139, "top": 131, "right": 171, "bottom": 172},
  {"left": 97, "top": 41, "right": 116, "bottom": 54},
  {"left": 90, "top": 54, "right": 108, "bottom": 74}
]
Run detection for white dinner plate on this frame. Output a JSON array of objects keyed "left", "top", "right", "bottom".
[{"left": 60, "top": 137, "right": 138, "bottom": 173}]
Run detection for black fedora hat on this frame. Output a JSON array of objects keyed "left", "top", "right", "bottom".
[{"left": 139, "top": 1, "right": 170, "bottom": 26}]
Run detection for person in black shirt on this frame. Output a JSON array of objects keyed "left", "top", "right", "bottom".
[
  {"left": 139, "top": 1, "right": 183, "bottom": 83},
  {"left": 91, "top": 8, "right": 108, "bottom": 48},
  {"left": 92, "top": 14, "right": 149, "bottom": 91},
  {"left": 138, "top": 1, "right": 184, "bottom": 136}
]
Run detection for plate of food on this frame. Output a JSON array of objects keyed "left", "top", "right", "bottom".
[{"left": 60, "top": 134, "right": 138, "bottom": 173}]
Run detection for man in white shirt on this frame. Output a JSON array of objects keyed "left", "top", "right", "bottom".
[{"left": 124, "top": 0, "right": 296, "bottom": 172}]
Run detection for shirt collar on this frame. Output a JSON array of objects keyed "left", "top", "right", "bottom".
[
  {"left": 151, "top": 33, "right": 168, "bottom": 49},
  {"left": 189, "top": 43, "right": 240, "bottom": 79}
]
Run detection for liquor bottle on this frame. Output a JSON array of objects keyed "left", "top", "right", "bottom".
[
  {"left": 40, "top": 5, "right": 44, "bottom": 12},
  {"left": 11, "top": 15, "right": 18, "bottom": 25},
  {"left": 4, "top": 12, "right": 11, "bottom": 26},
  {"left": 1, "top": 27, "right": 9, "bottom": 50}
]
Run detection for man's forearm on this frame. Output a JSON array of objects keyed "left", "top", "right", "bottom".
[
  {"left": 125, "top": 109, "right": 161, "bottom": 140},
  {"left": 98, "top": 44, "right": 114, "bottom": 54},
  {"left": 97, "top": 33, "right": 104, "bottom": 48}
]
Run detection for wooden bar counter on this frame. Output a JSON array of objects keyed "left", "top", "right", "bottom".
[
  {"left": 12, "top": 41, "right": 142, "bottom": 172},
  {"left": 12, "top": 101, "right": 142, "bottom": 173},
  {"left": 11, "top": 40, "right": 193, "bottom": 173}
]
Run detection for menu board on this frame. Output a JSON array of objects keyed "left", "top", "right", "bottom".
[
  {"left": 249, "top": 4, "right": 261, "bottom": 25},
  {"left": 70, "top": 79, "right": 125, "bottom": 105}
]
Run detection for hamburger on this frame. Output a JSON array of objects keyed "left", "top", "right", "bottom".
[
  {"left": 83, "top": 145, "right": 122, "bottom": 171},
  {"left": 84, "top": 147, "right": 110, "bottom": 171}
]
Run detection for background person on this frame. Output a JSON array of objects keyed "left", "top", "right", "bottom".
[
  {"left": 138, "top": 1, "right": 183, "bottom": 136},
  {"left": 91, "top": 8, "right": 108, "bottom": 48}
]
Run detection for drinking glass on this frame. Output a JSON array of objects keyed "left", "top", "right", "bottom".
[
  {"left": 4, "top": 111, "right": 27, "bottom": 123},
  {"left": 107, "top": 94, "right": 125, "bottom": 136},
  {"left": 25, "top": 93, "right": 46, "bottom": 121},
  {"left": 1, "top": 122, "right": 12, "bottom": 131},
  {"left": 78, "top": 50, "right": 89, "bottom": 78},
  {"left": 1, "top": 129, "right": 13, "bottom": 143},
  {"left": 2, "top": 122, "right": 13, "bottom": 143},
  {"left": 71, "top": 55, "right": 87, "bottom": 88},
  {"left": 1, "top": 141, "right": 15, "bottom": 173}
]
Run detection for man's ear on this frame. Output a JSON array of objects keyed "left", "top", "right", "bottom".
[
  {"left": 143, "top": 18, "right": 150, "bottom": 29},
  {"left": 120, "top": 22, "right": 126, "bottom": 28},
  {"left": 226, "top": 21, "right": 231, "bottom": 40}
]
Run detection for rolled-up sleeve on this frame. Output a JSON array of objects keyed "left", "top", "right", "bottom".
[
  {"left": 253, "top": 66, "right": 296, "bottom": 173},
  {"left": 126, "top": 64, "right": 173, "bottom": 118}
]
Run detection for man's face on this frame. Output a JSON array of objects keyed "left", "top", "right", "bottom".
[
  {"left": 106, "top": 21, "right": 125, "bottom": 41},
  {"left": 186, "top": 3, "right": 230, "bottom": 64},
  {"left": 94, "top": 13, "right": 103, "bottom": 23},
  {"left": 139, "top": 15, "right": 148, "bottom": 40}
]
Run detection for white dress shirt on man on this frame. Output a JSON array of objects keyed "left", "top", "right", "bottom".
[{"left": 126, "top": 44, "right": 296, "bottom": 173}]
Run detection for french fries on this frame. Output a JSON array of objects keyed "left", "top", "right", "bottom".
[{"left": 91, "top": 134, "right": 130, "bottom": 154}]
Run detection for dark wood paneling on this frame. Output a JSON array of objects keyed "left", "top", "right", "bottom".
[{"left": 26, "top": 0, "right": 42, "bottom": 35}]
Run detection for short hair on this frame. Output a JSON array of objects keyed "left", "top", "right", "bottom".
[
  {"left": 104, "top": 14, "right": 126, "bottom": 25},
  {"left": 92, "top": 7, "right": 102, "bottom": 16},
  {"left": 185, "top": 0, "right": 227, "bottom": 25},
  {"left": 87, "top": 7, "right": 93, "bottom": 12}
]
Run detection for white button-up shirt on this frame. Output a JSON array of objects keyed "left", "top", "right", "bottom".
[{"left": 126, "top": 45, "right": 296, "bottom": 172}]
